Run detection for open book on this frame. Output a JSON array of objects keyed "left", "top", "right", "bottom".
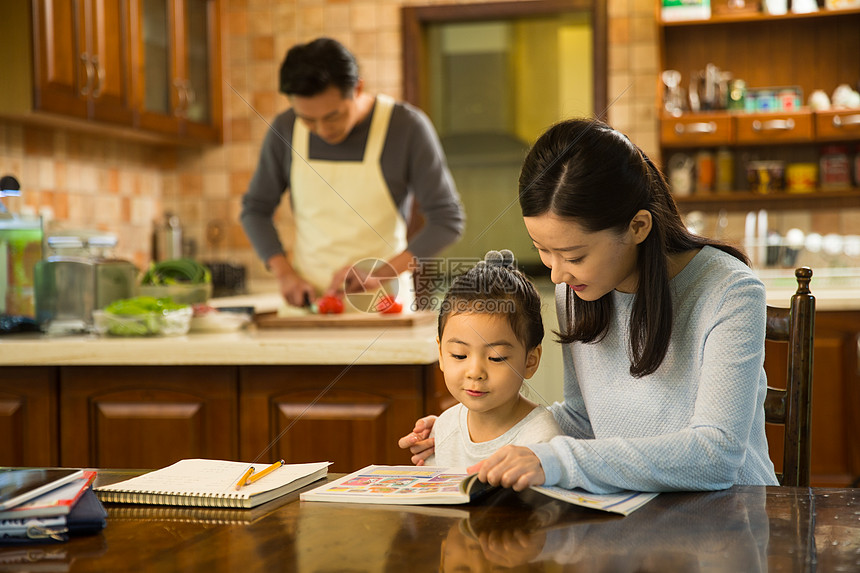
[
  {"left": 299, "top": 465, "right": 657, "bottom": 516},
  {"left": 95, "top": 459, "right": 330, "bottom": 509}
]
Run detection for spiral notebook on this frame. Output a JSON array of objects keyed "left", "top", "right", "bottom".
[{"left": 94, "top": 459, "right": 330, "bottom": 509}]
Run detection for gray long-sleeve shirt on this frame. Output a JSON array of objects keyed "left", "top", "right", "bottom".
[{"left": 240, "top": 97, "right": 464, "bottom": 265}]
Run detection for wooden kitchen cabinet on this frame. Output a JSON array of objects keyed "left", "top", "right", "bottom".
[
  {"left": 130, "top": 0, "right": 222, "bottom": 142},
  {"left": 657, "top": 6, "right": 860, "bottom": 213},
  {"left": 31, "top": 0, "right": 133, "bottom": 125},
  {"left": 59, "top": 366, "right": 238, "bottom": 468},
  {"left": 764, "top": 310, "right": 860, "bottom": 487},
  {"left": 239, "top": 365, "right": 443, "bottom": 473},
  {"left": 0, "top": 367, "right": 58, "bottom": 467},
  {"left": 0, "top": 0, "right": 220, "bottom": 144}
]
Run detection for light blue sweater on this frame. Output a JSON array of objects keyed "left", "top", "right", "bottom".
[{"left": 530, "top": 246, "right": 779, "bottom": 493}]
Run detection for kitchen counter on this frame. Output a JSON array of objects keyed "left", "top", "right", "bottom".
[{"left": 0, "top": 322, "right": 439, "bottom": 366}]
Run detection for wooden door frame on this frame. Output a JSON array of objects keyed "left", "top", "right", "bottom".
[{"left": 401, "top": 0, "right": 607, "bottom": 119}]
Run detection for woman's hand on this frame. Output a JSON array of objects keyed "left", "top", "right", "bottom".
[
  {"left": 468, "top": 446, "right": 545, "bottom": 492},
  {"left": 397, "top": 415, "right": 437, "bottom": 466}
]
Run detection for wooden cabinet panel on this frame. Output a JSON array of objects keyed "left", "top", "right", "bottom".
[
  {"left": 32, "top": 0, "right": 89, "bottom": 118},
  {"left": 32, "top": 0, "right": 132, "bottom": 124},
  {"left": 764, "top": 311, "right": 860, "bottom": 487},
  {"left": 59, "top": 366, "right": 238, "bottom": 468},
  {"left": 816, "top": 110, "right": 860, "bottom": 141},
  {"left": 88, "top": 0, "right": 133, "bottom": 124},
  {"left": 660, "top": 113, "right": 733, "bottom": 147},
  {"left": 0, "top": 367, "right": 58, "bottom": 466},
  {"left": 130, "top": 0, "right": 221, "bottom": 142},
  {"left": 735, "top": 112, "right": 814, "bottom": 145},
  {"left": 240, "top": 365, "right": 432, "bottom": 473}
]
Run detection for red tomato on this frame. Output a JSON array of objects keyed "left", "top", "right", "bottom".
[
  {"left": 377, "top": 295, "right": 403, "bottom": 314},
  {"left": 316, "top": 295, "right": 344, "bottom": 314}
]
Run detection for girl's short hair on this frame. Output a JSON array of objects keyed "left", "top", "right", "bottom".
[
  {"left": 437, "top": 250, "right": 544, "bottom": 351},
  {"left": 518, "top": 118, "right": 747, "bottom": 377}
]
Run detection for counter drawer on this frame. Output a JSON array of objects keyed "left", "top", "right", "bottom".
[
  {"left": 661, "top": 114, "right": 733, "bottom": 147},
  {"left": 736, "top": 112, "right": 814, "bottom": 144},
  {"left": 816, "top": 110, "right": 860, "bottom": 141}
]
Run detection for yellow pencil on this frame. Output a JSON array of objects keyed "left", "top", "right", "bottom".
[
  {"left": 245, "top": 460, "right": 285, "bottom": 485},
  {"left": 235, "top": 466, "right": 255, "bottom": 490}
]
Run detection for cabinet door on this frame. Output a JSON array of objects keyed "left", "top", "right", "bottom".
[
  {"left": 240, "top": 365, "right": 429, "bottom": 473},
  {"left": 132, "top": 0, "right": 220, "bottom": 141},
  {"left": 60, "top": 366, "right": 238, "bottom": 468},
  {"left": 177, "top": 0, "right": 220, "bottom": 141},
  {"left": 87, "top": 0, "right": 133, "bottom": 124},
  {"left": 32, "top": 0, "right": 89, "bottom": 118},
  {"left": 133, "top": 0, "right": 183, "bottom": 135},
  {"left": 0, "top": 367, "right": 58, "bottom": 467}
]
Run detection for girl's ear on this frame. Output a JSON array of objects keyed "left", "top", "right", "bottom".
[
  {"left": 629, "top": 209, "right": 653, "bottom": 245},
  {"left": 436, "top": 337, "right": 445, "bottom": 373},
  {"left": 523, "top": 344, "right": 542, "bottom": 379}
]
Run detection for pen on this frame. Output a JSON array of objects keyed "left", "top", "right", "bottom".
[
  {"left": 235, "top": 466, "right": 255, "bottom": 490},
  {"left": 246, "top": 460, "right": 285, "bottom": 485}
]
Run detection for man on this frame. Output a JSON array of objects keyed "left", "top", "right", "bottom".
[{"left": 241, "top": 37, "right": 464, "bottom": 309}]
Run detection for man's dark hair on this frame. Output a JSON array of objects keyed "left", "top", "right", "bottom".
[{"left": 279, "top": 37, "right": 360, "bottom": 98}]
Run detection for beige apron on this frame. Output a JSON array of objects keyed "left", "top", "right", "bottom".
[{"left": 290, "top": 94, "right": 413, "bottom": 311}]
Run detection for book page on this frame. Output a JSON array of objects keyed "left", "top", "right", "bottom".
[
  {"left": 96, "top": 459, "right": 330, "bottom": 497},
  {"left": 301, "top": 465, "right": 473, "bottom": 504}
]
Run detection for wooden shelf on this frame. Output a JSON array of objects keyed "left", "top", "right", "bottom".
[
  {"left": 660, "top": 7, "right": 860, "bottom": 27},
  {"left": 674, "top": 189, "right": 860, "bottom": 212}
]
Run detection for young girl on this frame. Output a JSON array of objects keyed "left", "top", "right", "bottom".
[
  {"left": 402, "top": 119, "right": 779, "bottom": 492},
  {"left": 426, "top": 249, "right": 561, "bottom": 467}
]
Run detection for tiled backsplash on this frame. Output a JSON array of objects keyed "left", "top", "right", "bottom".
[{"left": 1, "top": 0, "right": 856, "bottom": 282}]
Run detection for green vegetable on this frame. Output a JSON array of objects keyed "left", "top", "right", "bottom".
[
  {"left": 141, "top": 259, "right": 212, "bottom": 286},
  {"left": 103, "top": 296, "right": 189, "bottom": 336}
]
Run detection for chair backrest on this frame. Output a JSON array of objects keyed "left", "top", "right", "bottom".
[{"left": 764, "top": 267, "right": 815, "bottom": 487}]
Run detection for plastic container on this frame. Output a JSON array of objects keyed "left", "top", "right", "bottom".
[{"left": 92, "top": 306, "right": 193, "bottom": 337}]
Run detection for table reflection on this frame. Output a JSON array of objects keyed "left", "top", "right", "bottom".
[{"left": 443, "top": 487, "right": 774, "bottom": 572}]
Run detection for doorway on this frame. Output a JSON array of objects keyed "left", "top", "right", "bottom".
[
  {"left": 402, "top": 1, "right": 607, "bottom": 406},
  {"left": 402, "top": 0, "right": 607, "bottom": 272}
]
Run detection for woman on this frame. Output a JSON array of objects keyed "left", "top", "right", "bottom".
[{"left": 400, "top": 119, "right": 778, "bottom": 493}]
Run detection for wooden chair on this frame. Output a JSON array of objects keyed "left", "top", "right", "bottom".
[{"left": 764, "top": 267, "right": 815, "bottom": 487}]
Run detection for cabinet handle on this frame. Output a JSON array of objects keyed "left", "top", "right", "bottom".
[
  {"left": 752, "top": 118, "right": 795, "bottom": 132},
  {"left": 675, "top": 122, "right": 717, "bottom": 135},
  {"left": 80, "top": 53, "right": 93, "bottom": 96},
  {"left": 833, "top": 114, "right": 860, "bottom": 128},
  {"left": 91, "top": 55, "right": 103, "bottom": 98}
]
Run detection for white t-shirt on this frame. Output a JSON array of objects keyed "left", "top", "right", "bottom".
[{"left": 427, "top": 403, "right": 562, "bottom": 467}]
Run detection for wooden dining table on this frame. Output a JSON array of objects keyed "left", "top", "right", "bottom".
[{"left": 0, "top": 470, "right": 857, "bottom": 572}]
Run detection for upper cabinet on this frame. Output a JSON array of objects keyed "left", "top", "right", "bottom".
[
  {"left": 32, "top": 0, "right": 133, "bottom": 125},
  {"left": 656, "top": 4, "right": 860, "bottom": 212},
  {"left": 0, "top": 0, "right": 221, "bottom": 145},
  {"left": 131, "top": 0, "right": 221, "bottom": 142}
]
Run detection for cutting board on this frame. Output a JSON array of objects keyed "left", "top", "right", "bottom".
[{"left": 254, "top": 310, "right": 438, "bottom": 329}]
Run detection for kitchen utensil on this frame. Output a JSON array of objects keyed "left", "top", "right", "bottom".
[{"left": 661, "top": 70, "right": 685, "bottom": 116}]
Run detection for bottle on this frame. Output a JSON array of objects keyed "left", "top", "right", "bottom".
[
  {"left": 153, "top": 213, "right": 184, "bottom": 261},
  {"left": 716, "top": 147, "right": 734, "bottom": 193},
  {"left": 695, "top": 150, "right": 715, "bottom": 193}
]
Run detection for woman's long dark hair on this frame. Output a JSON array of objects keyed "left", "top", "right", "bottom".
[{"left": 518, "top": 119, "right": 748, "bottom": 377}]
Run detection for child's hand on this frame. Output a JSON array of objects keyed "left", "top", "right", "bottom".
[
  {"left": 398, "top": 415, "right": 438, "bottom": 465},
  {"left": 468, "top": 446, "right": 545, "bottom": 492}
]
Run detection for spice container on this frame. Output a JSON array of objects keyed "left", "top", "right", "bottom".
[
  {"left": 695, "top": 150, "right": 715, "bottom": 193},
  {"left": 786, "top": 163, "right": 818, "bottom": 193},
  {"left": 819, "top": 145, "right": 851, "bottom": 190},
  {"left": 747, "top": 161, "right": 786, "bottom": 194},
  {"left": 716, "top": 147, "right": 734, "bottom": 192}
]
